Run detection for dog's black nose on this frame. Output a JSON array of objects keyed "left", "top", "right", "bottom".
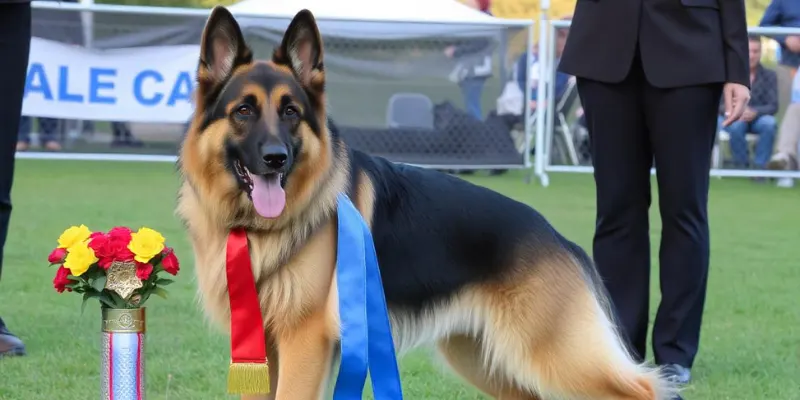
[{"left": 261, "top": 145, "right": 288, "bottom": 170}]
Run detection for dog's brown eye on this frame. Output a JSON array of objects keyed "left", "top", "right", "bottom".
[
  {"left": 283, "top": 105, "right": 299, "bottom": 118},
  {"left": 236, "top": 105, "right": 253, "bottom": 117}
]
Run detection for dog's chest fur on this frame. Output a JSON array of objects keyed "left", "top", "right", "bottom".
[{"left": 177, "top": 182, "right": 340, "bottom": 337}]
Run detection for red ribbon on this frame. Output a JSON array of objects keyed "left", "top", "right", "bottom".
[{"left": 225, "top": 228, "right": 268, "bottom": 364}]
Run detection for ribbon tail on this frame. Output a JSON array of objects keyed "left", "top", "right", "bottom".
[
  {"left": 364, "top": 221, "right": 404, "bottom": 400},
  {"left": 332, "top": 194, "right": 370, "bottom": 400},
  {"left": 227, "top": 362, "right": 270, "bottom": 394}
]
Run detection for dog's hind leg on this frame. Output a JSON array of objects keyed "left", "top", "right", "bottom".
[
  {"left": 437, "top": 334, "right": 542, "bottom": 400},
  {"left": 469, "top": 255, "right": 678, "bottom": 400}
]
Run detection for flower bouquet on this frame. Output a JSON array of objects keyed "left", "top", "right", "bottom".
[{"left": 48, "top": 224, "right": 181, "bottom": 400}]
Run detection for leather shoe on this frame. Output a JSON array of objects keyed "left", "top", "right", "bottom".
[
  {"left": 0, "top": 329, "right": 26, "bottom": 358},
  {"left": 661, "top": 363, "right": 691, "bottom": 385}
]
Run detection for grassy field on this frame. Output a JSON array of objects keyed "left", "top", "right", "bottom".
[{"left": 0, "top": 160, "right": 798, "bottom": 400}]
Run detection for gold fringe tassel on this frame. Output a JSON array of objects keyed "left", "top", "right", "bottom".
[{"left": 227, "top": 362, "right": 270, "bottom": 394}]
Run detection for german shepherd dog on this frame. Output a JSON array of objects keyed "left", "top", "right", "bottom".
[{"left": 177, "top": 6, "right": 677, "bottom": 400}]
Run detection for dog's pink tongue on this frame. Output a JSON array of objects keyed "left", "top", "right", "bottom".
[{"left": 250, "top": 174, "right": 286, "bottom": 219}]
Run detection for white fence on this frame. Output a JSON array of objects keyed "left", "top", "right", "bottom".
[
  {"left": 532, "top": 20, "right": 800, "bottom": 187},
  {"left": 17, "top": 1, "right": 535, "bottom": 171},
  {"left": 17, "top": 3, "right": 800, "bottom": 188}
]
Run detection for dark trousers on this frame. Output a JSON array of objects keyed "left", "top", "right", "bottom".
[
  {"left": 577, "top": 50, "right": 722, "bottom": 368},
  {"left": 0, "top": 2, "right": 32, "bottom": 286},
  {"left": 19, "top": 116, "right": 61, "bottom": 144}
]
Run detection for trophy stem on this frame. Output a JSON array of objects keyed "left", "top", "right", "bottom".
[{"left": 101, "top": 308, "right": 146, "bottom": 400}]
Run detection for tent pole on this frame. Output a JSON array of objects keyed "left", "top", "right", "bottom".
[{"left": 533, "top": 0, "right": 550, "bottom": 187}]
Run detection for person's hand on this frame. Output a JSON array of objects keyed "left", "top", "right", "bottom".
[
  {"left": 786, "top": 36, "right": 800, "bottom": 53},
  {"left": 444, "top": 46, "right": 456, "bottom": 58},
  {"left": 740, "top": 107, "right": 757, "bottom": 122},
  {"left": 721, "top": 83, "right": 751, "bottom": 127}
]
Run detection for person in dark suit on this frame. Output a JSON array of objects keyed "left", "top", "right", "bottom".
[
  {"left": 557, "top": 0, "right": 751, "bottom": 386},
  {"left": 0, "top": 0, "right": 31, "bottom": 358}
]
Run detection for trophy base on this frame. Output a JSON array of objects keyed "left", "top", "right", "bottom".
[{"left": 101, "top": 308, "right": 146, "bottom": 400}]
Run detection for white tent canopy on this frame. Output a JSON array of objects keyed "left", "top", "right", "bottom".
[
  {"left": 230, "top": 0, "right": 506, "bottom": 24},
  {"left": 229, "top": 0, "right": 530, "bottom": 39}
]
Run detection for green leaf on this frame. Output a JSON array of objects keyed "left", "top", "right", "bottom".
[
  {"left": 98, "top": 294, "right": 117, "bottom": 309},
  {"left": 153, "top": 287, "right": 169, "bottom": 300},
  {"left": 149, "top": 254, "right": 164, "bottom": 266},
  {"left": 68, "top": 274, "right": 90, "bottom": 286},
  {"left": 85, "top": 267, "right": 103, "bottom": 280},
  {"left": 139, "top": 291, "right": 152, "bottom": 306},
  {"left": 81, "top": 292, "right": 101, "bottom": 316},
  {"left": 91, "top": 276, "right": 107, "bottom": 292},
  {"left": 151, "top": 263, "right": 164, "bottom": 274},
  {"left": 105, "top": 291, "right": 126, "bottom": 309},
  {"left": 155, "top": 278, "right": 174, "bottom": 286}
]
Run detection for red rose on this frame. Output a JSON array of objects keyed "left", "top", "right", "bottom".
[
  {"left": 53, "top": 266, "right": 76, "bottom": 293},
  {"left": 160, "top": 248, "right": 180, "bottom": 276},
  {"left": 108, "top": 227, "right": 135, "bottom": 262},
  {"left": 48, "top": 248, "right": 68, "bottom": 264},
  {"left": 88, "top": 233, "right": 113, "bottom": 268},
  {"left": 135, "top": 262, "right": 153, "bottom": 280},
  {"left": 88, "top": 227, "right": 135, "bottom": 269},
  {"left": 108, "top": 226, "right": 132, "bottom": 241}
]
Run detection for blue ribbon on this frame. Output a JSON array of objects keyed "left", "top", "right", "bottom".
[{"left": 332, "top": 193, "right": 404, "bottom": 400}]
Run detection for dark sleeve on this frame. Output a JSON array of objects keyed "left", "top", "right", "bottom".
[
  {"left": 554, "top": 72, "right": 571, "bottom": 100},
  {"left": 451, "top": 38, "right": 491, "bottom": 59},
  {"left": 516, "top": 55, "right": 527, "bottom": 92},
  {"left": 760, "top": 0, "right": 782, "bottom": 26},
  {"left": 759, "top": 0, "right": 787, "bottom": 46},
  {"left": 752, "top": 70, "right": 779, "bottom": 117},
  {"left": 720, "top": 0, "right": 751, "bottom": 87}
]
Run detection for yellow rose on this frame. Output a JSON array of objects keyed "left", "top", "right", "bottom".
[
  {"left": 63, "top": 239, "right": 98, "bottom": 276},
  {"left": 57, "top": 225, "right": 92, "bottom": 249},
  {"left": 128, "top": 227, "right": 165, "bottom": 263}
]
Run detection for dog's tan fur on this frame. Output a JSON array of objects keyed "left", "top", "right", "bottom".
[{"left": 177, "top": 7, "right": 678, "bottom": 400}]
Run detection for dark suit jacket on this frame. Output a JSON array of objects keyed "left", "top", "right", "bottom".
[{"left": 558, "top": 0, "right": 750, "bottom": 89}]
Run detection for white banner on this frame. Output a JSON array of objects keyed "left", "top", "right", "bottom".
[{"left": 21, "top": 37, "right": 200, "bottom": 124}]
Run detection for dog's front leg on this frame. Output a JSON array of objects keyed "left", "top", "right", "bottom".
[
  {"left": 273, "top": 308, "right": 337, "bottom": 400},
  {"left": 240, "top": 336, "right": 279, "bottom": 400}
]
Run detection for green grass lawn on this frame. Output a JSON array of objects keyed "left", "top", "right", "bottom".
[{"left": 0, "top": 160, "right": 798, "bottom": 400}]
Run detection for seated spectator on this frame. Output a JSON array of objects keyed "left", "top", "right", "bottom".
[
  {"left": 16, "top": 116, "right": 61, "bottom": 151},
  {"left": 768, "top": 42, "right": 800, "bottom": 188},
  {"left": 718, "top": 36, "right": 778, "bottom": 174}
]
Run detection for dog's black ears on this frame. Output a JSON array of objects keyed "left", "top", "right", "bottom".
[
  {"left": 273, "top": 9, "right": 325, "bottom": 89},
  {"left": 198, "top": 6, "right": 253, "bottom": 92}
]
